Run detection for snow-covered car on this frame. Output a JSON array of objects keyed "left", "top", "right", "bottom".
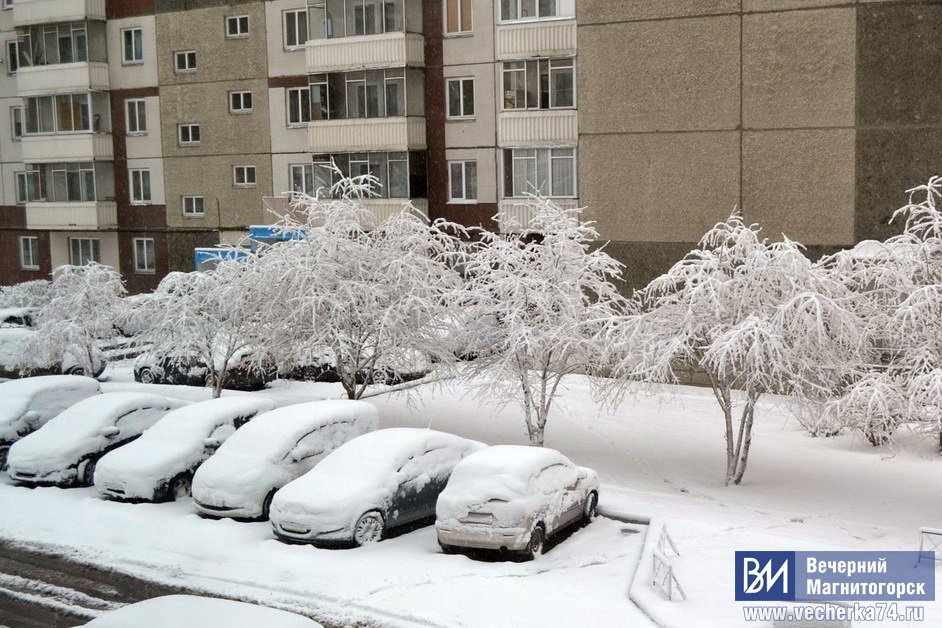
[
  {"left": 133, "top": 348, "right": 277, "bottom": 391},
  {"left": 95, "top": 397, "right": 277, "bottom": 502},
  {"left": 82, "top": 594, "right": 322, "bottom": 628},
  {"left": 192, "top": 400, "right": 378, "bottom": 520},
  {"left": 436, "top": 446, "right": 599, "bottom": 560},
  {"left": 0, "top": 307, "right": 35, "bottom": 329},
  {"left": 270, "top": 428, "right": 485, "bottom": 547},
  {"left": 0, "top": 328, "right": 106, "bottom": 378},
  {"left": 6, "top": 392, "right": 184, "bottom": 488},
  {"left": 285, "top": 347, "right": 430, "bottom": 385},
  {"left": 0, "top": 375, "right": 101, "bottom": 469}
]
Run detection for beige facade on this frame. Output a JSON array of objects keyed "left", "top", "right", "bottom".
[{"left": 163, "top": 155, "right": 271, "bottom": 230}]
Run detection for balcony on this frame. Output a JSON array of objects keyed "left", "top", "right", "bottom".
[
  {"left": 21, "top": 134, "right": 114, "bottom": 163},
  {"left": 498, "top": 109, "right": 578, "bottom": 148},
  {"left": 25, "top": 201, "right": 117, "bottom": 230},
  {"left": 498, "top": 198, "right": 580, "bottom": 233},
  {"left": 13, "top": 0, "right": 106, "bottom": 27},
  {"left": 16, "top": 62, "right": 110, "bottom": 97},
  {"left": 307, "top": 32, "right": 425, "bottom": 73},
  {"left": 309, "top": 117, "right": 426, "bottom": 152},
  {"left": 363, "top": 198, "right": 428, "bottom": 224},
  {"left": 496, "top": 18, "right": 577, "bottom": 60}
]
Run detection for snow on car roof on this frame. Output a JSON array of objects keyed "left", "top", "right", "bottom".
[
  {"left": 219, "top": 400, "right": 378, "bottom": 461},
  {"left": 313, "top": 428, "right": 478, "bottom": 476},
  {"left": 451, "top": 445, "right": 569, "bottom": 479},
  {"left": 31, "top": 392, "right": 170, "bottom": 438},
  {"left": 0, "top": 375, "right": 99, "bottom": 400},
  {"left": 142, "top": 397, "right": 277, "bottom": 443},
  {"left": 0, "top": 307, "right": 33, "bottom": 319},
  {"left": 82, "top": 595, "right": 322, "bottom": 628}
]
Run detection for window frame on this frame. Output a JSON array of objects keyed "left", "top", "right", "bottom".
[
  {"left": 129, "top": 168, "right": 152, "bottom": 205},
  {"left": 446, "top": 77, "right": 475, "bottom": 120},
  {"left": 133, "top": 238, "right": 156, "bottom": 274},
  {"left": 10, "top": 105, "right": 23, "bottom": 140},
  {"left": 444, "top": 0, "right": 473, "bottom": 35},
  {"left": 286, "top": 86, "right": 311, "bottom": 126},
  {"left": 447, "top": 160, "right": 477, "bottom": 204},
  {"left": 125, "top": 98, "right": 147, "bottom": 135},
  {"left": 283, "top": 8, "right": 308, "bottom": 50},
  {"left": 121, "top": 27, "right": 144, "bottom": 65},
  {"left": 226, "top": 15, "right": 250, "bottom": 39},
  {"left": 229, "top": 90, "right": 253, "bottom": 114},
  {"left": 182, "top": 195, "right": 205, "bottom": 217},
  {"left": 500, "top": 0, "right": 559, "bottom": 22},
  {"left": 19, "top": 236, "right": 40, "bottom": 270},
  {"left": 2, "top": 0, "right": 12, "bottom": 11},
  {"left": 69, "top": 237, "right": 101, "bottom": 267},
  {"left": 174, "top": 50, "right": 196, "bottom": 73},
  {"left": 177, "top": 123, "right": 200, "bottom": 146},
  {"left": 14, "top": 169, "right": 40, "bottom": 204},
  {"left": 6, "top": 40, "right": 18, "bottom": 74},
  {"left": 503, "top": 147, "right": 577, "bottom": 199},
  {"left": 233, "top": 165, "right": 257, "bottom": 187},
  {"left": 501, "top": 57, "right": 575, "bottom": 110}
]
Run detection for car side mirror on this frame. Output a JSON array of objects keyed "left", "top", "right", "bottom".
[
  {"left": 577, "top": 469, "right": 587, "bottom": 480},
  {"left": 100, "top": 426, "right": 120, "bottom": 438},
  {"left": 22, "top": 411, "right": 39, "bottom": 424},
  {"left": 203, "top": 438, "right": 221, "bottom": 450}
]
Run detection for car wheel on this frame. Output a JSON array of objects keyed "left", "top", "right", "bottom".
[
  {"left": 352, "top": 511, "right": 384, "bottom": 547},
  {"left": 439, "top": 543, "right": 460, "bottom": 555},
  {"left": 138, "top": 368, "right": 157, "bottom": 385},
  {"left": 523, "top": 525, "right": 545, "bottom": 561},
  {"left": 260, "top": 490, "right": 276, "bottom": 520},
  {"left": 582, "top": 492, "right": 598, "bottom": 526},
  {"left": 82, "top": 458, "right": 98, "bottom": 487},
  {"left": 169, "top": 474, "right": 191, "bottom": 501},
  {"left": 65, "top": 366, "right": 86, "bottom": 377}
]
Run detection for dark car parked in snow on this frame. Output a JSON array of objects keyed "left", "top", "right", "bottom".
[{"left": 133, "top": 349, "right": 276, "bottom": 391}]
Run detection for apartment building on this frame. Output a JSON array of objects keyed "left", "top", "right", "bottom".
[{"left": 0, "top": 1, "right": 939, "bottom": 292}]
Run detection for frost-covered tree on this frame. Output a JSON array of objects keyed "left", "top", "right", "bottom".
[
  {"left": 252, "top": 169, "right": 466, "bottom": 400},
  {"left": 0, "top": 279, "right": 52, "bottom": 309},
  {"left": 133, "top": 262, "right": 266, "bottom": 398},
  {"left": 18, "top": 264, "right": 126, "bottom": 376},
  {"left": 607, "top": 214, "right": 865, "bottom": 485},
  {"left": 458, "top": 194, "right": 626, "bottom": 447}
]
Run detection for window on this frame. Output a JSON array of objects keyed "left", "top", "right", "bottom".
[
  {"left": 122, "top": 28, "right": 143, "bottom": 64},
  {"left": 178, "top": 123, "right": 200, "bottom": 146},
  {"left": 501, "top": 0, "right": 557, "bottom": 21},
  {"left": 233, "top": 166, "right": 256, "bottom": 187},
  {"left": 11, "top": 106, "right": 23, "bottom": 140},
  {"left": 49, "top": 162, "right": 97, "bottom": 201},
  {"left": 69, "top": 238, "right": 100, "bottom": 266},
  {"left": 287, "top": 86, "right": 311, "bottom": 125},
  {"left": 15, "top": 170, "right": 40, "bottom": 204},
  {"left": 16, "top": 23, "right": 94, "bottom": 68},
  {"left": 174, "top": 50, "right": 196, "bottom": 73},
  {"left": 24, "top": 93, "right": 92, "bottom": 134},
  {"left": 502, "top": 58, "right": 574, "bottom": 109},
  {"left": 6, "top": 40, "right": 17, "bottom": 73},
  {"left": 306, "top": 68, "right": 409, "bottom": 121},
  {"left": 19, "top": 237, "right": 39, "bottom": 270},
  {"left": 310, "top": 151, "right": 421, "bottom": 199},
  {"left": 290, "top": 163, "right": 331, "bottom": 197},
  {"left": 445, "top": 0, "right": 472, "bottom": 34},
  {"left": 125, "top": 99, "right": 146, "bottom": 134},
  {"left": 129, "top": 169, "right": 151, "bottom": 204},
  {"left": 307, "top": 0, "right": 404, "bottom": 40},
  {"left": 182, "top": 195, "right": 204, "bottom": 216},
  {"left": 133, "top": 238, "right": 155, "bottom": 273},
  {"left": 503, "top": 147, "right": 575, "bottom": 198},
  {"left": 283, "top": 9, "right": 308, "bottom": 49},
  {"left": 226, "top": 15, "right": 250, "bottom": 38},
  {"left": 229, "top": 91, "right": 252, "bottom": 113},
  {"left": 446, "top": 78, "right": 474, "bottom": 119},
  {"left": 448, "top": 161, "right": 477, "bottom": 203},
  {"left": 2, "top": 0, "right": 12, "bottom": 10}
]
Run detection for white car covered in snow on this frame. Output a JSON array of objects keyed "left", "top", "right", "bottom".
[
  {"left": 6, "top": 392, "right": 183, "bottom": 488},
  {"left": 192, "top": 400, "right": 378, "bottom": 520},
  {"left": 82, "top": 594, "right": 322, "bottom": 628},
  {"left": 95, "top": 397, "right": 277, "bottom": 502},
  {"left": 0, "top": 328, "right": 106, "bottom": 378},
  {"left": 270, "top": 428, "right": 485, "bottom": 547},
  {"left": 0, "top": 375, "right": 100, "bottom": 468},
  {"left": 436, "top": 446, "right": 599, "bottom": 560}
]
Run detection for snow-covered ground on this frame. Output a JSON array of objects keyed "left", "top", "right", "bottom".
[{"left": 2, "top": 363, "right": 941, "bottom": 626}]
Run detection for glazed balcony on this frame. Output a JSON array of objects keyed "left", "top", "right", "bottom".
[
  {"left": 306, "top": 32, "right": 424, "bottom": 73},
  {"left": 25, "top": 201, "right": 117, "bottom": 230},
  {"left": 496, "top": 18, "right": 577, "bottom": 60},
  {"left": 13, "top": 0, "right": 106, "bottom": 27},
  {"left": 309, "top": 117, "right": 426, "bottom": 152},
  {"left": 21, "top": 133, "right": 114, "bottom": 163},
  {"left": 497, "top": 109, "right": 578, "bottom": 148},
  {"left": 16, "top": 62, "right": 110, "bottom": 97}
]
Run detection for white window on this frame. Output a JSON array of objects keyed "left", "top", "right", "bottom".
[
  {"left": 504, "top": 147, "right": 576, "bottom": 198},
  {"left": 502, "top": 58, "right": 574, "bottom": 110},
  {"left": 445, "top": 0, "right": 472, "bottom": 34},
  {"left": 174, "top": 50, "right": 196, "bottom": 73},
  {"left": 287, "top": 87, "right": 311, "bottom": 125},
  {"left": 15, "top": 170, "right": 40, "bottom": 204},
  {"left": 233, "top": 165, "right": 256, "bottom": 187},
  {"left": 69, "top": 238, "right": 100, "bottom": 266},
  {"left": 11, "top": 106, "right": 23, "bottom": 140},
  {"left": 283, "top": 9, "right": 308, "bottom": 49},
  {"left": 178, "top": 123, "right": 200, "bottom": 146},
  {"left": 122, "top": 28, "right": 143, "bottom": 64},
  {"left": 446, "top": 78, "right": 474, "bottom": 119},
  {"left": 501, "top": 0, "right": 557, "bottom": 21},
  {"left": 448, "top": 160, "right": 477, "bottom": 203},
  {"left": 129, "top": 169, "right": 152, "bottom": 204},
  {"left": 19, "top": 236, "right": 39, "bottom": 270},
  {"left": 226, "top": 15, "right": 250, "bottom": 38},
  {"left": 182, "top": 195, "right": 204, "bottom": 216},
  {"left": 229, "top": 91, "right": 252, "bottom": 113},
  {"left": 133, "top": 238, "right": 155, "bottom": 273},
  {"left": 125, "top": 99, "right": 146, "bottom": 134},
  {"left": 6, "top": 40, "right": 18, "bottom": 74},
  {"left": 2, "top": 0, "right": 12, "bottom": 11}
]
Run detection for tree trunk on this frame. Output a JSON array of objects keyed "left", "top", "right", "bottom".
[{"left": 730, "top": 397, "right": 758, "bottom": 485}]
